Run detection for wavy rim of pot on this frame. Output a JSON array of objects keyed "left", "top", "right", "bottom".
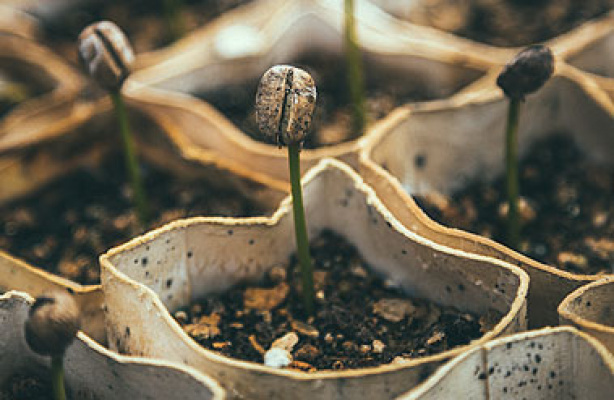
[
  {"left": 99, "top": 157, "right": 529, "bottom": 381},
  {"left": 558, "top": 276, "right": 614, "bottom": 335},
  {"left": 0, "top": 33, "right": 84, "bottom": 131},
  {"left": 396, "top": 325, "right": 614, "bottom": 399}
]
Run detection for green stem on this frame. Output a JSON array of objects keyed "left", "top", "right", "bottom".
[
  {"left": 344, "top": 0, "right": 366, "bottom": 139},
  {"left": 110, "top": 90, "right": 149, "bottom": 227},
  {"left": 288, "top": 143, "right": 314, "bottom": 316},
  {"left": 51, "top": 355, "right": 66, "bottom": 400},
  {"left": 163, "top": 0, "right": 185, "bottom": 41},
  {"left": 506, "top": 98, "right": 521, "bottom": 250}
]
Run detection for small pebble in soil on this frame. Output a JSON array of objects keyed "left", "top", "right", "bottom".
[
  {"left": 176, "top": 230, "right": 499, "bottom": 371},
  {"left": 415, "top": 134, "right": 614, "bottom": 275}
]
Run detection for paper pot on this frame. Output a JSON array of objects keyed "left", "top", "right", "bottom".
[
  {"left": 0, "top": 291, "right": 225, "bottom": 400},
  {"left": 361, "top": 59, "right": 614, "bottom": 327},
  {"left": 132, "top": 0, "right": 493, "bottom": 187},
  {"left": 396, "top": 326, "right": 614, "bottom": 400},
  {"left": 0, "top": 33, "right": 84, "bottom": 146},
  {"left": 100, "top": 158, "right": 528, "bottom": 399},
  {"left": 558, "top": 277, "right": 614, "bottom": 354}
]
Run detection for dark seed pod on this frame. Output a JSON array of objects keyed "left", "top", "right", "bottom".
[
  {"left": 255, "top": 65, "right": 316, "bottom": 147},
  {"left": 497, "top": 45, "right": 554, "bottom": 101},
  {"left": 77, "top": 21, "right": 135, "bottom": 91},
  {"left": 25, "top": 291, "right": 81, "bottom": 357}
]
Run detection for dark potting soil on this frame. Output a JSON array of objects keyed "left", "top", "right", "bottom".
[
  {"left": 415, "top": 134, "right": 614, "bottom": 275},
  {"left": 0, "top": 373, "right": 68, "bottom": 400},
  {"left": 0, "top": 153, "right": 266, "bottom": 286},
  {"left": 43, "top": 0, "right": 252, "bottom": 63},
  {"left": 200, "top": 53, "right": 453, "bottom": 149},
  {"left": 176, "top": 230, "right": 499, "bottom": 371},
  {"left": 395, "top": 0, "right": 613, "bottom": 47}
]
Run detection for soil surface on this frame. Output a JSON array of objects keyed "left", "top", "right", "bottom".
[
  {"left": 176, "top": 230, "right": 499, "bottom": 371},
  {"left": 201, "top": 52, "right": 470, "bottom": 149},
  {"left": 0, "top": 153, "right": 266, "bottom": 285},
  {"left": 390, "top": 0, "right": 614, "bottom": 47},
  {"left": 415, "top": 134, "right": 614, "bottom": 275},
  {"left": 0, "top": 374, "right": 61, "bottom": 400},
  {"left": 43, "top": 0, "right": 252, "bottom": 63}
]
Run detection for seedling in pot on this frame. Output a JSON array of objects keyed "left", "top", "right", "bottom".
[
  {"left": 344, "top": 0, "right": 367, "bottom": 139},
  {"left": 25, "top": 291, "right": 81, "bottom": 400},
  {"left": 496, "top": 44, "right": 553, "bottom": 250},
  {"left": 255, "top": 65, "right": 317, "bottom": 316},
  {"left": 78, "top": 21, "right": 150, "bottom": 226}
]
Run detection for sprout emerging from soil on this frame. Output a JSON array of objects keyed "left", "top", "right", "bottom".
[
  {"left": 497, "top": 44, "right": 554, "bottom": 249},
  {"left": 78, "top": 21, "right": 149, "bottom": 226},
  {"left": 344, "top": 0, "right": 367, "bottom": 138},
  {"left": 25, "top": 291, "right": 81, "bottom": 400},
  {"left": 255, "top": 65, "right": 317, "bottom": 316}
]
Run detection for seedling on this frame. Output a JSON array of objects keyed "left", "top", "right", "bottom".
[
  {"left": 255, "top": 65, "right": 317, "bottom": 316},
  {"left": 25, "top": 291, "right": 81, "bottom": 400},
  {"left": 344, "top": 0, "right": 367, "bottom": 138},
  {"left": 78, "top": 21, "right": 149, "bottom": 226},
  {"left": 496, "top": 44, "right": 553, "bottom": 249}
]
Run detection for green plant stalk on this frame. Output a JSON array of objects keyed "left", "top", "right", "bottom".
[
  {"left": 163, "top": 0, "right": 185, "bottom": 41},
  {"left": 288, "top": 143, "right": 315, "bottom": 316},
  {"left": 344, "top": 0, "right": 367, "bottom": 138},
  {"left": 110, "top": 90, "right": 149, "bottom": 226},
  {"left": 51, "top": 355, "right": 66, "bottom": 400},
  {"left": 506, "top": 98, "right": 520, "bottom": 250}
]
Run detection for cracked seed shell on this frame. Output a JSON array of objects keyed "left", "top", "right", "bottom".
[
  {"left": 255, "top": 65, "right": 317, "bottom": 147},
  {"left": 77, "top": 21, "right": 135, "bottom": 91},
  {"left": 25, "top": 291, "right": 81, "bottom": 357}
]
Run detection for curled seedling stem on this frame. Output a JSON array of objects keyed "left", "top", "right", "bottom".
[
  {"left": 497, "top": 44, "right": 553, "bottom": 249},
  {"left": 256, "top": 65, "right": 317, "bottom": 316},
  {"left": 25, "top": 291, "right": 81, "bottom": 400},
  {"left": 344, "top": 0, "right": 366, "bottom": 138},
  {"left": 78, "top": 21, "right": 149, "bottom": 226}
]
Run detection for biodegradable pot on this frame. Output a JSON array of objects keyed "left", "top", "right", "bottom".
[
  {"left": 0, "top": 5, "right": 39, "bottom": 38},
  {"left": 558, "top": 277, "right": 614, "bottom": 353},
  {"left": 396, "top": 326, "right": 614, "bottom": 400},
  {"left": 100, "top": 158, "right": 528, "bottom": 399},
  {"left": 0, "top": 291, "right": 225, "bottom": 400},
  {"left": 560, "top": 13, "right": 614, "bottom": 102},
  {"left": 132, "top": 0, "right": 493, "bottom": 187},
  {"left": 0, "top": 33, "right": 84, "bottom": 148},
  {"left": 361, "top": 61, "right": 614, "bottom": 327}
]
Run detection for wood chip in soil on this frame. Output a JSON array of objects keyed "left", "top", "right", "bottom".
[
  {"left": 415, "top": 134, "right": 614, "bottom": 275},
  {"left": 0, "top": 153, "right": 267, "bottom": 285},
  {"left": 176, "top": 230, "right": 500, "bottom": 371}
]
